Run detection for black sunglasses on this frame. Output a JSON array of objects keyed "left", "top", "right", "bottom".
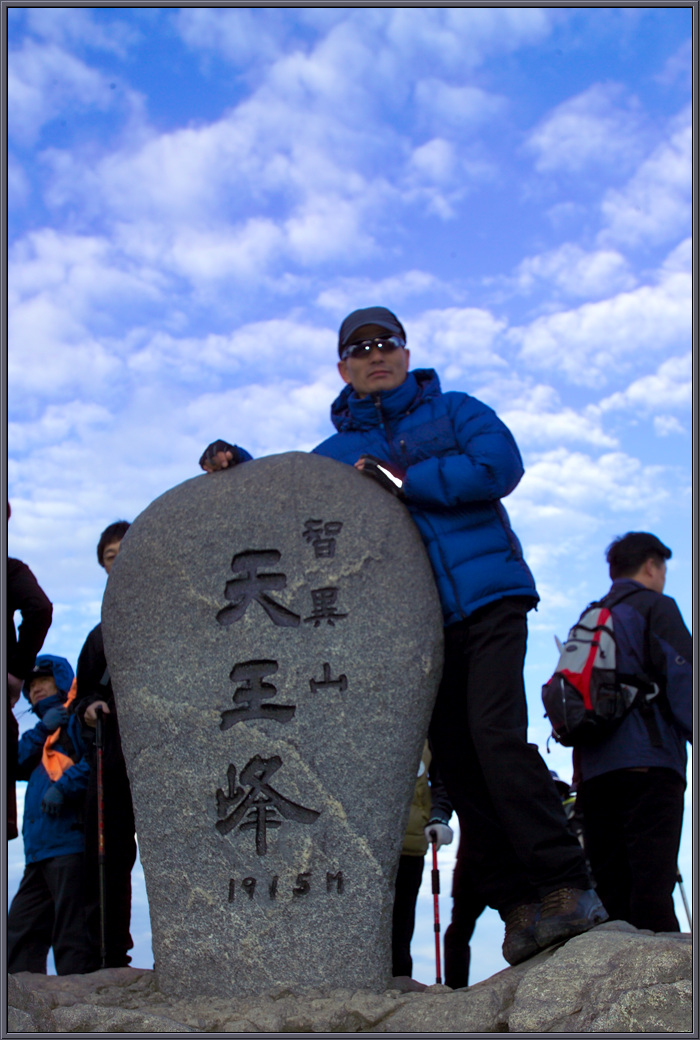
[{"left": 340, "top": 335, "right": 405, "bottom": 361}]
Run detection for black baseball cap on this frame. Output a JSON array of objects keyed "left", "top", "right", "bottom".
[{"left": 338, "top": 307, "right": 406, "bottom": 357}]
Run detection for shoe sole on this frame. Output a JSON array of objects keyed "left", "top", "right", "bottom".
[{"left": 535, "top": 910, "right": 608, "bottom": 950}]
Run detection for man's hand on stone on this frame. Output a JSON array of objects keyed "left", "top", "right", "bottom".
[
  {"left": 355, "top": 455, "right": 405, "bottom": 498},
  {"left": 200, "top": 440, "right": 238, "bottom": 473},
  {"left": 425, "top": 822, "right": 454, "bottom": 849},
  {"left": 84, "top": 701, "right": 110, "bottom": 728}
]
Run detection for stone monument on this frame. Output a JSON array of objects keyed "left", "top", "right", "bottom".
[{"left": 102, "top": 452, "right": 443, "bottom": 999}]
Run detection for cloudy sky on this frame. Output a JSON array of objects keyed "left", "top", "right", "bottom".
[{"left": 7, "top": 6, "right": 693, "bottom": 984}]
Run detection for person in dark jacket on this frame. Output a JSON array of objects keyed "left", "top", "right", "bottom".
[
  {"left": 198, "top": 306, "right": 607, "bottom": 964},
  {"left": 7, "top": 502, "right": 54, "bottom": 840},
  {"left": 574, "top": 532, "right": 692, "bottom": 933},
  {"left": 74, "top": 520, "right": 137, "bottom": 968},
  {"left": 8, "top": 655, "right": 93, "bottom": 975}
]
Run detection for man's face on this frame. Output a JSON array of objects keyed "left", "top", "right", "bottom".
[
  {"left": 102, "top": 539, "right": 122, "bottom": 575},
  {"left": 337, "top": 324, "right": 410, "bottom": 398},
  {"left": 29, "top": 675, "right": 59, "bottom": 705}
]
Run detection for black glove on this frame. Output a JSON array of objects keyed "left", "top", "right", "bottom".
[
  {"left": 199, "top": 440, "right": 240, "bottom": 471},
  {"left": 41, "top": 786, "right": 64, "bottom": 816},
  {"left": 41, "top": 706, "right": 69, "bottom": 732},
  {"left": 359, "top": 455, "right": 405, "bottom": 498}
]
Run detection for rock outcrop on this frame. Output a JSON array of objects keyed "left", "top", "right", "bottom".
[{"left": 8, "top": 922, "right": 692, "bottom": 1033}]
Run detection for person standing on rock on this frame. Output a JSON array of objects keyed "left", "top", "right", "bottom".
[
  {"left": 8, "top": 655, "right": 94, "bottom": 975},
  {"left": 574, "top": 532, "right": 692, "bottom": 933},
  {"left": 74, "top": 521, "right": 138, "bottom": 968},
  {"left": 198, "top": 305, "right": 608, "bottom": 965}
]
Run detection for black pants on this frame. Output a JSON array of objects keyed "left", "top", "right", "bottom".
[
  {"left": 577, "top": 767, "right": 685, "bottom": 932},
  {"left": 429, "top": 599, "right": 590, "bottom": 913},
  {"left": 392, "top": 854, "right": 425, "bottom": 977},
  {"left": 82, "top": 758, "right": 136, "bottom": 968},
  {"left": 8, "top": 853, "right": 95, "bottom": 975},
  {"left": 443, "top": 828, "right": 488, "bottom": 989}
]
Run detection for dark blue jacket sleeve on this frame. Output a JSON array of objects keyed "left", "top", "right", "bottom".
[
  {"left": 648, "top": 596, "right": 692, "bottom": 743},
  {"left": 402, "top": 396, "right": 524, "bottom": 509},
  {"left": 16, "top": 722, "right": 51, "bottom": 779}
]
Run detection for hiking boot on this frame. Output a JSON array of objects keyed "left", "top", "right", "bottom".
[
  {"left": 534, "top": 887, "right": 609, "bottom": 950},
  {"left": 502, "top": 902, "right": 541, "bottom": 965}
]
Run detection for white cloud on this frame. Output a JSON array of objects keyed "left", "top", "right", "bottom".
[
  {"left": 598, "top": 353, "right": 691, "bottom": 414},
  {"left": 175, "top": 7, "right": 286, "bottom": 66},
  {"left": 408, "top": 307, "right": 508, "bottom": 379},
  {"left": 515, "top": 448, "right": 670, "bottom": 513},
  {"left": 8, "top": 155, "right": 30, "bottom": 208},
  {"left": 514, "top": 243, "right": 636, "bottom": 299},
  {"left": 653, "top": 415, "right": 686, "bottom": 437},
  {"left": 509, "top": 268, "right": 691, "bottom": 385},
  {"left": 599, "top": 109, "right": 691, "bottom": 248},
  {"left": 24, "top": 7, "right": 138, "bottom": 55},
  {"left": 9, "top": 38, "right": 118, "bottom": 143},
  {"left": 499, "top": 384, "right": 618, "bottom": 449},
  {"left": 316, "top": 271, "right": 442, "bottom": 314},
  {"left": 414, "top": 79, "right": 506, "bottom": 130},
  {"left": 525, "top": 83, "right": 645, "bottom": 174}
]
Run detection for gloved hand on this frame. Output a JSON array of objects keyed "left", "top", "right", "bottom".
[
  {"left": 41, "top": 786, "right": 65, "bottom": 816},
  {"left": 425, "top": 822, "right": 454, "bottom": 849},
  {"left": 199, "top": 440, "right": 240, "bottom": 472},
  {"left": 41, "top": 706, "right": 69, "bottom": 732},
  {"left": 358, "top": 455, "right": 405, "bottom": 498}
]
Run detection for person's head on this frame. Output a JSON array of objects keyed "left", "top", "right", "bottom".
[
  {"left": 97, "top": 520, "right": 131, "bottom": 574},
  {"left": 337, "top": 306, "right": 410, "bottom": 398},
  {"left": 606, "top": 532, "right": 671, "bottom": 593},
  {"left": 23, "top": 654, "right": 75, "bottom": 705}
]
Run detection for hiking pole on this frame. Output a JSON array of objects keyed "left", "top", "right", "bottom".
[
  {"left": 95, "top": 707, "right": 108, "bottom": 969},
  {"left": 676, "top": 867, "right": 692, "bottom": 930},
  {"left": 431, "top": 839, "right": 442, "bottom": 984}
]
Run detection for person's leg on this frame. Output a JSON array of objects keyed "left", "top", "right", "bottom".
[
  {"left": 443, "top": 833, "right": 487, "bottom": 989},
  {"left": 577, "top": 772, "right": 631, "bottom": 924},
  {"left": 7, "top": 863, "right": 53, "bottom": 974},
  {"left": 392, "top": 854, "right": 425, "bottom": 977},
  {"left": 621, "top": 768, "right": 685, "bottom": 932},
  {"left": 429, "top": 622, "right": 540, "bottom": 913},
  {"left": 459, "top": 599, "right": 590, "bottom": 897},
  {"left": 44, "top": 853, "right": 98, "bottom": 974},
  {"left": 84, "top": 770, "right": 137, "bottom": 967}
]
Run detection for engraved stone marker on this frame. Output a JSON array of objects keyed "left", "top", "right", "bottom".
[{"left": 102, "top": 452, "right": 443, "bottom": 999}]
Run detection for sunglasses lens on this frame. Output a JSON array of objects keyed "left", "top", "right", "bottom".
[{"left": 344, "top": 336, "right": 404, "bottom": 360}]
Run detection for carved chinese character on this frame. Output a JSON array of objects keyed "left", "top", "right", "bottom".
[
  {"left": 302, "top": 519, "right": 344, "bottom": 558},
  {"left": 216, "top": 550, "right": 300, "bottom": 628},
  {"left": 309, "top": 662, "right": 348, "bottom": 695},
  {"left": 326, "top": 871, "right": 344, "bottom": 894},
  {"left": 220, "top": 660, "right": 296, "bottom": 729},
  {"left": 216, "top": 756, "right": 320, "bottom": 856},
  {"left": 304, "top": 587, "right": 348, "bottom": 627}
]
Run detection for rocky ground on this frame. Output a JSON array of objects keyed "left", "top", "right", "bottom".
[{"left": 8, "top": 921, "right": 692, "bottom": 1033}]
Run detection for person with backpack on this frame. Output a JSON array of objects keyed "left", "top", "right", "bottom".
[
  {"left": 199, "top": 305, "right": 607, "bottom": 965},
  {"left": 8, "top": 655, "right": 94, "bottom": 975},
  {"left": 571, "top": 532, "right": 692, "bottom": 932}
]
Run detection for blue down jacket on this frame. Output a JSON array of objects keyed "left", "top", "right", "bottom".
[
  {"left": 576, "top": 579, "right": 692, "bottom": 784},
  {"left": 17, "top": 690, "right": 90, "bottom": 864},
  {"left": 313, "top": 369, "right": 538, "bottom": 625}
]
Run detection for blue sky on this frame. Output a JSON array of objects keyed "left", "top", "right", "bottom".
[{"left": 7, "top": 7, "right": 693, "bottom": 986}]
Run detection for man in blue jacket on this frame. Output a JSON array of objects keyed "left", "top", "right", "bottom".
[
  {"left": 8, "top": 654, "right": 94, "bottom": 975},
  {"left": 200, "top": 306, "right": 606, "bottom": 963},
  {"left": 574, "top": 532, "right": 692, "bottom": 932}
]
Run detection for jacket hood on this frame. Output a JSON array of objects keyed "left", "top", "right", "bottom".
[
  {"left": 330, "top": 368, "right": 441, "bottom": 433},
  {"left": 22, "top": 654, "right": 75, "bottom": 702}
]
